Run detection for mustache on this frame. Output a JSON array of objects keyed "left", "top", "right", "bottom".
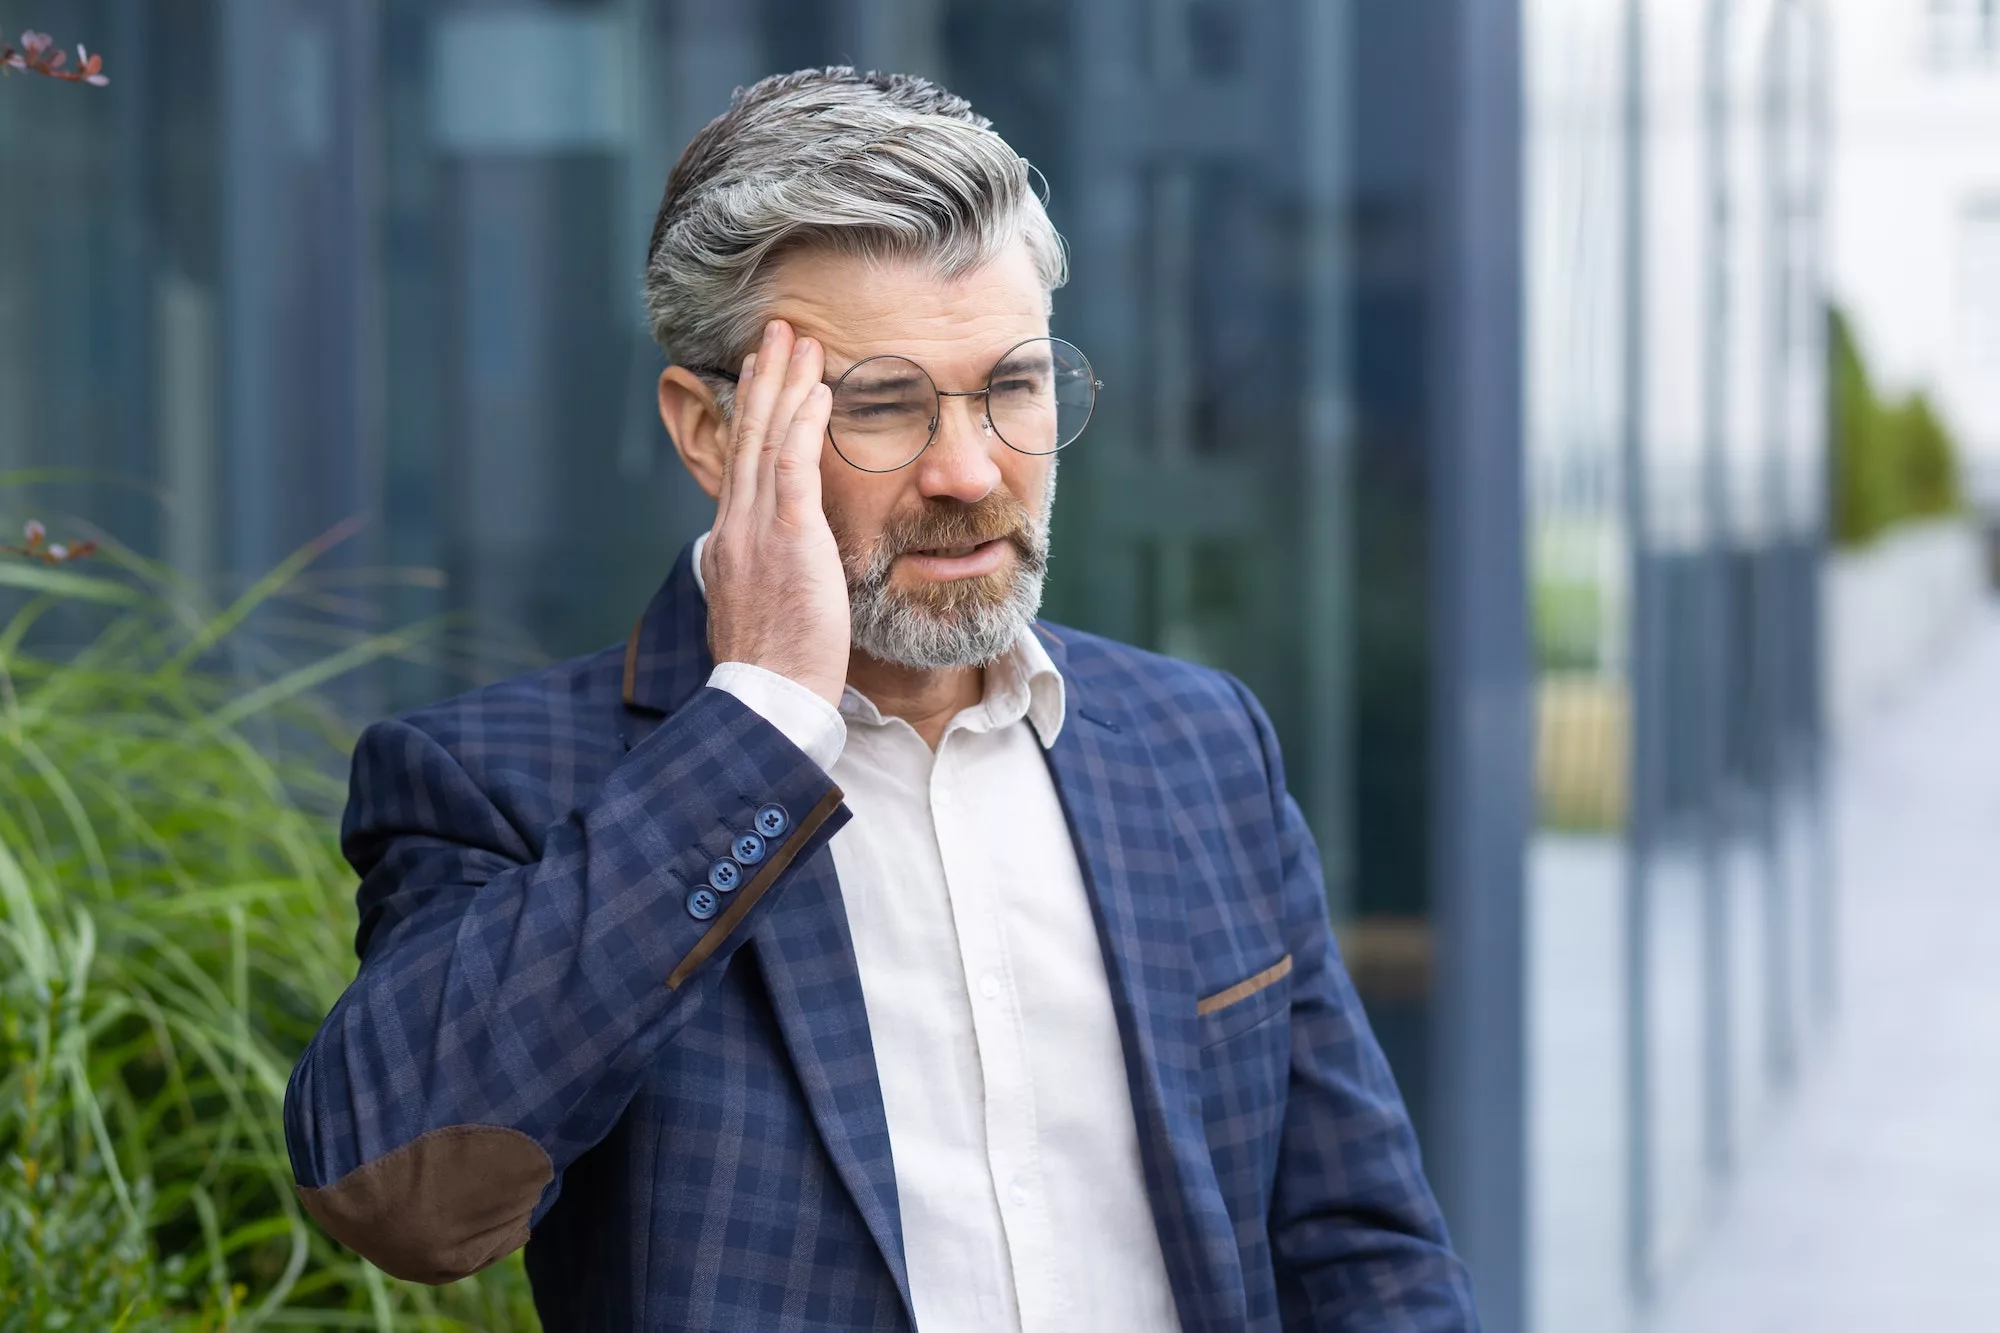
[{"left": 868, "top": 496, "right": 1041, "bottom": 567}]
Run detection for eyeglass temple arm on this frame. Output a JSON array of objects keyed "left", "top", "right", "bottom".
[
  {"left": 688, "top": 365, "right": 844, "bottom": 389},
  {"left": 685, "top": 366, "right": 1102, "bottom": 391}
]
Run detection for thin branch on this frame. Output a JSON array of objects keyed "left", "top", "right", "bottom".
[{"left": 1, "top": 31, "right": 110, "bottom": 86}]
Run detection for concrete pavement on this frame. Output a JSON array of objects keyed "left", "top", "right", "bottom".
[{"left": 1644, "top": 603, "right": 2000, "bottom": 1333}]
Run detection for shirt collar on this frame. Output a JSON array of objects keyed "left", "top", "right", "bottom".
[{"left": 688, "top": 530, "right": 1066, "bottom": 749}]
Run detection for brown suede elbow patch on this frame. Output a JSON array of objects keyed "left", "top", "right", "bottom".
[{"left": 296, "top": 1124, "right": 552, "bottom": 1285}]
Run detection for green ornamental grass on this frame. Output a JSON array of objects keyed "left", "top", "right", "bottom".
[{"left": 0, "top": 496, "right": 539, "bottom": 1330}]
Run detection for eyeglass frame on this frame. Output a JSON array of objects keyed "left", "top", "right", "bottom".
[{"left": 687, "top": 335, "right": 1103, "bottom": 474}]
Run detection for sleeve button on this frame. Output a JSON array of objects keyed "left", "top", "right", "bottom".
[
  {"left": 732, "top": 831, "right": 767, "bottom": 866},
  {"left": 686, "top": 887, "right": 720, "bottom": 921},
  {"left": 707, "top": 858, "right": 742, "bottom": 892},
  {"left": 755, "top": 804, "right": 790, "bottom": 838}
]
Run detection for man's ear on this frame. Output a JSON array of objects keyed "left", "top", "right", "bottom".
[{"left": 657, "top": 367, "right": 729, "bottom": 500}]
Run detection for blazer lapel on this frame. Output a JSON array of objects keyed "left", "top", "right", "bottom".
[
  {"left": 621, "top": 544, "right": 912, "bottom": 1325},
  {"left": 750, "top": 864, "right": 913, "bottom": 1322},
  {"left": 1035, "top": 625, "right": 1249, "bottom": 1330},
  {"left": 617, "top": 542, "right": 716, "bottom": 751}
]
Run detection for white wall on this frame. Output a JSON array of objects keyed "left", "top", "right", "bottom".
[
  {"left": 1826, "top": 516, "right": 1990, "bottom": 736},
  {"left": 1829, "top": 1, "right": 2000, "bottom": 480}
]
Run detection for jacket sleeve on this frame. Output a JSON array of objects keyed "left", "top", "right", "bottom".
[
  {"left": 282, "top": 686, "right": 847, "bottom": 1285},
  {"left": 1224, "top": 677, "right": 1483, "bottom": 1332}
]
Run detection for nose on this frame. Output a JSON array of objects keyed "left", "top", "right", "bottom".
[{"left": 913, "top": 391, "right": 1003, "bottom": 503}]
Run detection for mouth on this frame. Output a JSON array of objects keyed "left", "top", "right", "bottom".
[{"left": 895, "top": 536, "right": 1013, "bottom": 579}]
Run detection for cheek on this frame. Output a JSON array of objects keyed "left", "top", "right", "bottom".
[
  {"left": 818, "top": 466, "right": 907, "bottom": 543},
  {"left": 1004, "top": 456, "right": 1055, "bottom": 517}
]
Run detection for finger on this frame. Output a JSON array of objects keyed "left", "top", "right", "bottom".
[
  {"left": 769, "top": 382, "right": 833, "bottom": 528},
  {"left": 725, "top": 322, "right": 794, "bottom": 510},
  {"left": 733, "top": 321, "right": 794, "bottom": 460},
  {"left": 758, "top": 334, "right": 826, "bottom": 477},
  {"left": 764, "top": 338, "right": 828, "bottom": 508}
]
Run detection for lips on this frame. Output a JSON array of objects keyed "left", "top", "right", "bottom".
[{"left": 909, "top": 537, "right": 1004, "bottom": 559}]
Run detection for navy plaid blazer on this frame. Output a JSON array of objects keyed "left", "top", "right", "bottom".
[{"left": 284, "top": 542, "right": 1479, "bottom": 1331}]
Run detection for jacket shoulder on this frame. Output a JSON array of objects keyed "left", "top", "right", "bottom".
[
  {"left": 390, "top": 644, "right": 627, "bottom": 748},
  {"left": 1036, "top": 621, "right": 1263, "bottom": 752}
]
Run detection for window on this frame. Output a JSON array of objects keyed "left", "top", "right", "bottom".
[
  {"left": 1961, "top": 198, "right": 2000, "bottom": 375},
  {"left": 1926, "top": 0, "right": 2000, "bottom": 71}
]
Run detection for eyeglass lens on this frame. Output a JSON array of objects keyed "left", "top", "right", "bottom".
[{"left": 827, "top": 337, "right": 1096, "bottom": 472}]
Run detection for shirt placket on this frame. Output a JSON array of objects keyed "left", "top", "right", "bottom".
[{"left": 929, "top": 725, "right": 1067, "bottom": 1330}]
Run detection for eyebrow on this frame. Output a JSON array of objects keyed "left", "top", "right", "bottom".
[
  {"left": 838, "top": 367, "right": 931, "bottom": 394},
  {"left": 990, "top": 351, "right": 1053, "bottom": 378},
  {"left": 826, "top": 343, "right": 1055, "bottom": 390}
]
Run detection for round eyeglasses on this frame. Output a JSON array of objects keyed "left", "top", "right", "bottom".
[{"left": 694, "top": 336, "right": 1100, "bottom": 473}]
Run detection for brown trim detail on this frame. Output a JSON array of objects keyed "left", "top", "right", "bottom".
[
  {"left": 1196, "top": 953, "right": 1294, "bottom": 1017},
  {"left": 1033, "top": 622, "right": 1064, "bottom": 647},
  {"left": 667, "top": 784, "right": 845, "bottom": 990},
  {"left": 621, "top": 618, "right": 644, "bottom": 706},
  {"left": 295, "top": 1123, "right": 552, "bottom": 1286},
  {"left": 1337, "top": 917, "right": 1432, "bottom": 1003}
]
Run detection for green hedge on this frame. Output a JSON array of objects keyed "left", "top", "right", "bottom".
[
  {"left": 1830, "top": 307, "right": 1968, "bottom": 547},
  {"left": 0, "top": 505, "right": 539, "bottom": 1330}
]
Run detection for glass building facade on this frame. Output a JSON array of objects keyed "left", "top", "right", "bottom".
[
  {"left": 1526, "top": 2, "right": 1831, "bottom": 1330},
  {"left": 0, "top": 2, "right": 1830, "bottom": 1329}
]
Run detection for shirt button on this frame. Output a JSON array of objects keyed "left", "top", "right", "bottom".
[
  {"left": 755, "top": 803, "right": 789, "bottom": 838},
  {"left": 979, "top": 974, "right": 1001, "bottom": 1000},
  {"left": 731, "top": 831, "right": 767, "bottom": 866},
  {"left": 1008, "top": 1181, "right": 1029, "bottom": 1208},
  {"left": 707, "top": 858, "right": 742, "bottom": 892},
  {"left": 686, "top": 887, "right": 720, "bottom": 921},
  {"left": 933, "top": 789, "right": 953, "bottom": 809}
]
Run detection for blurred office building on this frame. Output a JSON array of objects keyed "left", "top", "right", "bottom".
[
  {"left": 1827, "top": 0, "right": 2000, "bottom": 598},
  {"left": 0, "top": 2, "right": 1843, "bottom": 1330},
  {"left": 1832, "top": 0, "right": 2000, "bottom": 505},
  {"left": 1527, "top": 2, "right": 1830, "bottom": 1330}
]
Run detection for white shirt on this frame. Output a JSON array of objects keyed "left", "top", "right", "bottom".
[{"left": 691, "top": 533, "right": 1181, "bottom": 1333}]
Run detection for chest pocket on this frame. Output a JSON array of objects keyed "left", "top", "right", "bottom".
[{"left": 1195, "top": 953, "right": 1293, "bottom": 1048}]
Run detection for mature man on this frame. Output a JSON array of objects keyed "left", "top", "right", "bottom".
[{"left": 284, "top": 67, "right": 1478, "bottom": 1332}]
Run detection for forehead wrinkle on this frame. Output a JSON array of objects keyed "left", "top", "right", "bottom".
[{"left": 762, "top": 246, "right": 1048, "bottom": 387}]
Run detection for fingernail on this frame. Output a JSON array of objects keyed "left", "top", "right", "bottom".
[
  {"left": 743, "top": 353, "right": 758, "bottom": 377},
  {"left": 792, "top": 338, "right": 811, "bottom": 361}
]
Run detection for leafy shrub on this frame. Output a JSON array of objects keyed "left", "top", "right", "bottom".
[
  {"left": 1531, "top": 575, "right": 1604, "bottom": 674},
  {"left": 1830, "top": 307, "right": 1968, "bottom": 547},
  {"left": 1885, "top": 391, "right": 1966, "bottom": 520},
  {"left": 0, "top": 510, "right": 539, "bottom": 1330}
]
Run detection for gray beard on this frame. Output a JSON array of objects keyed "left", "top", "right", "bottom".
[{"left": 844, "top": 466, "right": 1057, "bottom": 670}]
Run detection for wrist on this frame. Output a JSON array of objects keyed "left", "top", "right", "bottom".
[{"left": 711, "top": 653, "right": 844, "bottom": 711}]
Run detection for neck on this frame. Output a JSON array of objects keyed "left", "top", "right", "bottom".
[{"left": 846, "top": 651, "right": 984, "bottom": 750}]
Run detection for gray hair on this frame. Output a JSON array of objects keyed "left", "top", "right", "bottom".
[{"left": 643, "top": 67, "right": 1068, "bottom": 392}]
